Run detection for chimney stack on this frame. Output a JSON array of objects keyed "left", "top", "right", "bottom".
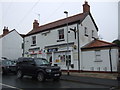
[
  {"left": 3, "top": 26, "right": 9, "bottom": 35},
  {"left": 33, "top": 20, "right": 39, "bottom": 29},
  {"left": 83, "top": 1, "right": 90, "bottom": 13}
]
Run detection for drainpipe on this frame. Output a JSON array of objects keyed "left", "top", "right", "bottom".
[
  {"left": 22, "top": 37, "right": 25, "bottom": 57},
  {"left": 109, "top": 47, "right": 113, "bottom": 73},
  {"left": 77, "top": 22, "right": 80, "bottom": 72}
]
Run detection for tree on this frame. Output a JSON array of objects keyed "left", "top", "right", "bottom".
[{"left": 112, "top": 39, "right": 120, "bottom": 46}]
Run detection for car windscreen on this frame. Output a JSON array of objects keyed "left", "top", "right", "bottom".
[{"left": 34, "top": 58, "right": 50, "bottom": 66}]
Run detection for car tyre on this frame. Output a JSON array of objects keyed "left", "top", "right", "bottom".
[
  {"left": 37, "top": 72, "right": 45, "bottom": 82},
  {"left": 17, "top": 70, "right": 23, "bottom": 79}
]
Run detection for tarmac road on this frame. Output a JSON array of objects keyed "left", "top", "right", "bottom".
[{"left": 1, "top": 74, "right": 111, "bottom": 90}]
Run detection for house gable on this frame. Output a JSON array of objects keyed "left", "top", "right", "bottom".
[{"left": 25, "top": 1, "right": 98, "bottom": 37}]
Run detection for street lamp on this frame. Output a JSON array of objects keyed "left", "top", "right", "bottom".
[{"left": 64, "top": 11, "right": 69, "bottom": 76}]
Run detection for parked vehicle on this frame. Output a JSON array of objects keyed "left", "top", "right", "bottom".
[
  {"left": 1, "top": 59, "right": 17, "bottom": 74},
  {"left": 16, "top": 57, "right": 61, "bottom": 82}
]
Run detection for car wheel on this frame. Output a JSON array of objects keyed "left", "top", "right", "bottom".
[
  {"left": 17, "top": 70, "right": 23, "bottom": 79},
  {"left": 37, "top": 72, "right": 45, "bottom": 82}
]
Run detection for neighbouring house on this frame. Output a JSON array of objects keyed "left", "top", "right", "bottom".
[
  {"left": 81, "top": 39, "right": 119, "bottom": 72},
  {"left": 0, "top": 27, "right": 23, "bottom": 60},
  {"left": 24, "top": 1, "right": 119, "bottom": 72}
]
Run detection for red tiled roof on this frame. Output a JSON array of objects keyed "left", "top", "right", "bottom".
[
  {"left": 0, "top": 30, "right": 14, "bottom": 38},
  {"left": 81, "top": 39, "right": 117, "bottom": 50},
  {"left": 0, "top": 35, "right": 3, "bottom": 38},
  {"left": 26, "top": 12, "right": 96, "bottom": 36},
  {"left": 0, "top": 30, "right": 23, "bottom": 38}
]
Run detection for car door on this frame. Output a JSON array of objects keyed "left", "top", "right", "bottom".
[{"left": 25, "top": 60, "right": 37, "bottom": 76}]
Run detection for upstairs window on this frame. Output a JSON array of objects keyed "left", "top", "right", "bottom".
[
  {"left": 58, "top": 29, "right": 64, "bottom": 40},
  {"left": 84, "top": 27, "right": 88, "bottom": 36},
  {"left": 57, "top": 29, "right": 65, "bottom": 42},
  {"left": 92, "top": 30, "right": 94, "bottom": 38},
  {"left": 32, "top": 36, "right": 36, "bottom": 46}
]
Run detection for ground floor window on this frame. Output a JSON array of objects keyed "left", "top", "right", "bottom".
[{"left": 66, "top": 55, "right": 71, "bottom": 66}]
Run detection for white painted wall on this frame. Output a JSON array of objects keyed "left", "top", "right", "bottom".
[
  {"left": 81, "top": 48, "right": 118, "bottom": 72},
  {"left": 25, "top": 14, "right": 98, "bottom": 54},
  {"left": 2, "top": 30, "right": 23, "bottom": 60},
  {"left": 118, "top": 1, "right": 120, "bottom": 40},
  {"left": 0, "top": 39, "right": 2, "bottom": 59},
  {"left": 24, "top": 14, "right": 98, "bottom": 70},
  {"left": 79, "top": 15, "right": 98, "bottom": 47}
]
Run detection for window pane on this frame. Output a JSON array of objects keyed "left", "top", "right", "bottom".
[
  {"left": 58, "top": 29, "right": 64, "bottom": 39},
  {"left": 32, "top": 36, "right": 36, "bottom": 45}
]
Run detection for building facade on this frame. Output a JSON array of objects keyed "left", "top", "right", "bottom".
[
  {"left": 0, "top": 27, "right": 23, "bottom": 60},
  {"left": 24, "top": 2, "right": 99, "bottom": 71}
]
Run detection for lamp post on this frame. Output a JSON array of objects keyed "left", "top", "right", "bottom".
[{"left": 64, "top": 11, "right": 69, "bottom": 76}]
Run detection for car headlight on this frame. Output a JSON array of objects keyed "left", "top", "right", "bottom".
[{"left": 46, "top": 69, "right": 51, "bottom": 73}]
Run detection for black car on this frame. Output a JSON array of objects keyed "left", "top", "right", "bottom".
[
  {"left": 16, "top": 57, "right": 61, "bottom": 82},
  {"left": 1, "top": 59, "right": 16, "bottom": 74}
]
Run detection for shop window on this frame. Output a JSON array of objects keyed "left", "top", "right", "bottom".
[{"left": 60, "top": 55, "right": 65, "bottom": 62}]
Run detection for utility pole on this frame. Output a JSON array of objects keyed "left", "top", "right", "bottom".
[
  {"left": 64, "top": 11, "right": 69, "bottom": 76},
  {"left": 77, "top": 22, "right": 80, "bottom": 72}
]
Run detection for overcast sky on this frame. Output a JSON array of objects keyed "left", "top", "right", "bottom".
[{"left": 0, "top": 0, "right": 119, "bottom": 42}]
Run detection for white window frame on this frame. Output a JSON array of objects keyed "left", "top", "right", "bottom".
[
  {"left": 31, "top": 36, "right": 36, "bottom": 45},
  {"left": 58, "top": 29, "right": 64, "bottom": 40},
  {"left": 95, "top": 50, "right": 102, "bottom": 62}
]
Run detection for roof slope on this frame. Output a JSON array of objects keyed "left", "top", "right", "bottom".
[
  {"left": 0, "top": 30, "right": 14, "bottom": 38},
  {"left": 0, "top": 30, "right": 23, "bottom": 39},
  {"left": 26, "top": 12, "right": 98, "bottom": 36},
  {"left": 81, "top": 39, "right": 117, "bottom": 50}
]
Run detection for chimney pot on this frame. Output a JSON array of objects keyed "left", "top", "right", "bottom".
[
  {"left": 33, "top": 19, "right": 39, "bottom": 29},
  {"left": 3, "top": 26, "right": 9, "bottom": 35},
  {"left": 83, "top": 1, "right": 90, "bottom": 13}
]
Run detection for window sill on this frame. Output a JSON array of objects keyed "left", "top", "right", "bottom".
[
  {"left": 85, "top": 34, "right": 88, "bottom": 37},
  {"left": 94, "top": 60, "right": 103, "bottom": 62},
  {"left": 92, "top": 37, "right": 96, "bottom": 39},
  {"left": 57, "top": 39, "right": 65, "bottom": 42},
  {"left": 31, "top": 44, "right": 36, "bottom": 46}
]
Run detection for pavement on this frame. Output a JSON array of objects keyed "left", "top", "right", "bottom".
[{"left": 60, "top": 71, "right": 120, "bottom": 89}]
